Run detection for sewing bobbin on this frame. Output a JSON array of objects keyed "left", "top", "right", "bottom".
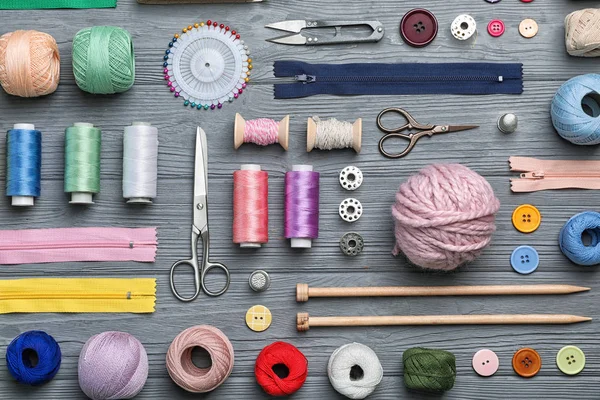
[
  {"left": 234, "top": 114, "right": 289, "bottom": 150},
  {"left": 306, "top": 117, "right": 362, "bottom": 153}
]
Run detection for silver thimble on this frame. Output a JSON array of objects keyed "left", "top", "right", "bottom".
[
  {"left": 249, "top": 270, "right": 271, "bottom": 292},
  {"left": 497, "top": 113, "right": 518, "bottom": 134}
]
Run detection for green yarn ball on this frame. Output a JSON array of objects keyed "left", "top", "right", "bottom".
[
  {"left": 403, "top": 347, "right": 456, "bottom": 393},
  {"left": 72, "top": 26, "right": 135, "bottom": 94}
]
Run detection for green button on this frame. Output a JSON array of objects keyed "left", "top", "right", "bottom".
[{"left": 556, "top": 346, "right": 585, "bottom": 375}]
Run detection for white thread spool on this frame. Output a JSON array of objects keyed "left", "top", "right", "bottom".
[
  {"left": 307, "top": 117, "right": 362, "bottom": 153},
  {"left": 291, "top": 164, "right": 314, "bottom": 249},
  {"left": 123, "top": 122, "right": 158, "bottom": 204},
  {"left": 238, "top": 164, "right": 263, "bottom": 249},
  {"left": 328, "top": 343, "right": 383, "bottom": 399},
  {"left": 68, "top": 122, "right": 98, "bottom": 205},
  {"left": 11, "top": 123, "right": 36, "bottom": 207},
  {"left": 451, "top": 15, "right": 477, "bottom": 41}
]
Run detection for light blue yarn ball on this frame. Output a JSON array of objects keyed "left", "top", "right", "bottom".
[
  {"left": 551, "top": 74, "right": 600, "bottom": 145},
  {"left": 559, "top": 211, "right": 600, "bottom": 266}
]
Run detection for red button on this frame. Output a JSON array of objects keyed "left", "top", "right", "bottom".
[
  {"left": 400, "top": 9, "right": 438, "bottom": 47},
  {"left": 488, "top": 20, "right": 505, "bottom": 37}
]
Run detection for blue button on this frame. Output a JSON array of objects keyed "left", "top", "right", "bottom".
[{"left": 510, "top": 246, "right": 539, "bottom": 274}]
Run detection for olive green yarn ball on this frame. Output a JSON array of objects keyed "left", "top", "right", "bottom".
[
  {"left": 72, "top": 26, "right": 135, "bottom": 94},
  {"left": 403, "top": 347, "right": 456, "bottom": 393}
]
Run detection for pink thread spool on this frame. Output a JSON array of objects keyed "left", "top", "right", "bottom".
[
  {"left": 234, "top": 113, "right": 289, "bottom": 150},
  {"left": 233, "top": 165, "right": 269, "bottom": 248},
  {"left": 307, "top": 117, "right": 362, "bottom": 153}
]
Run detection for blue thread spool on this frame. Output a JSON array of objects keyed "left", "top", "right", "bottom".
[
  {"left": 559, "top": 211, "right": 600, "bottom": 266},
  {"left": 551, "top": 74, "right": 600, "bottom": 145},
  {"left": 6, "top": 331, "right": 61, "bottom": 385},
  {"left": 6, "top": 123, "right": 42, "bottom": 206}
]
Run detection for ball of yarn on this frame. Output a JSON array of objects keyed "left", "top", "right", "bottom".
[
  {"left": 6, "top": 330, "right": 61, "bottom": 385},
  {"left": 166, "top": 325, "right": 234, "bottom": 393},
  {"left": 0, "top": 30, "right": 60, "bottom": 97},
  {"left": 78, "top": 331, "right": 148, "bottom": 400},
  {"left": 559, "top": 211, "right": 600, "bottom": 266},
  {"left": 327, "top": 343, "right": 383, "bottom": 399},
  {"left": 72, "top": 26, "right": 135, "bottom": 94},
  {"left": 391, "top": 164, "right": 500, "bottom": 271},
  {"left": 403, "top": 348, "right": 456, "bottom": 393},
  {"left": 255, "top": 341, "right": 308, "bottom": 396},
  {"left": 565, "top": 8, "right": 600, "bottom": 57},
  {"left": 551, "top": 74, "right": 600, "bottom": 145}
]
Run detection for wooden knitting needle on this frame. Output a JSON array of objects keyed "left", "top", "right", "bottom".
[
  {"left": 296, "top": 283, "right": 590, "bottom": 302},
  {"left": 296, "top": 313, "right": 592, "bottom": 331}
]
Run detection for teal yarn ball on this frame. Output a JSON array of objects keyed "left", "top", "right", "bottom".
[
  {"left": 551, "top": 74, "right": 600, "bottom": 145},
  {"left": 402, "top": 348, "right": 456, "bottom": 393},
  {"left": 72, "top": 26, "right": 135, "bottom": 94}
]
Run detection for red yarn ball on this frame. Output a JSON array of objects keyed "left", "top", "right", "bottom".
[{"left": 255, "top": 342, "right": 307, "bottom": 396}]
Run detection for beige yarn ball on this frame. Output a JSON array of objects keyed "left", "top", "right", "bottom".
[
  {"left": 0, "top": 30, "right": 60, "bottom": 97},
  {"left": 565, "top": 9, "right": 600, "bottom": 57}
]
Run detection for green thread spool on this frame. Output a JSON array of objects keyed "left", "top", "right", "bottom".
[
  {"left": 403, "top": 347, "right": 456, "bottom": 393},
  {"left": 72, "top": 26, "right": 135, "bottom": 94},
  {"left": 64, "top": 123, "right": 101, "bottom": 204}
]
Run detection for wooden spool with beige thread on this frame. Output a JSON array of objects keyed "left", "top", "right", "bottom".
[
  {"left": 307, "top": 116, "right": 362, "bottom": 153},
  {"left": 234, "top": 113, "right": 289, "bottom": 150}
]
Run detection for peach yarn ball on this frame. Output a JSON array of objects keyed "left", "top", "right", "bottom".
[{"left": 0, "top": 30, "right": 60, "bottom": 97}]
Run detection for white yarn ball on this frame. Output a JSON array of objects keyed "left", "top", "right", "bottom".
[{"left": 327, "top": 343, "right": 383, "bottom": 399}]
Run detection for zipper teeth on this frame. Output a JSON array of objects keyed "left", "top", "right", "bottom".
[
  {"left": 0, "top": 242, "right": 154, "bottom": 251},
  {"left": 299, "top": 75, "right": 503, "bottom": 83},
  {"left": 522, "top": 172, "right": 600, "bottom": 179},
  {"left": 0, "top": 293, "right": 153, "bottom": 300}
]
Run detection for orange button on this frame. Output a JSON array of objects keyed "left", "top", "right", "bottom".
[
  {"left": 519, "top": 19, "right": 539, "bottom": 38},
  {"left": 512, "top": 204, "right": 541, "bottom": 233},
  {"left": 512, "top": 348, "right": 542, "bottom": 378}
]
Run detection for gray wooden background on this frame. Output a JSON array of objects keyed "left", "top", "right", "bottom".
[{"left": 1, "top": 0, "right": 599, "bottom": 398}]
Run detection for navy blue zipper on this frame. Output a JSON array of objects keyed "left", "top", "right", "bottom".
[{"left": 274, "top": 61, "right": 523, "bottom": 99}]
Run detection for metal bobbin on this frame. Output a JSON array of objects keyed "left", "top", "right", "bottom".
[
  {"left": 339, "top": 198, "right": 363, "bottom": 222},
  {"left": 339, "top": 232, "right": 364, "bottom": 256},
  {"left": 451, "top": 15, "right": 477, "bottom": 41},
  {"left": 339, "top": 166, "right": 363, "bottom": 191}
]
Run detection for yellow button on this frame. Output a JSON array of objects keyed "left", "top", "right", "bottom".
[
  {"left": 245, "top": 305, "right": 272, "bottom": 332},
  {"left": 512, "top": 204, "right": 541, "bottom": 233},
  {"left": 519, "top": 19, "right": 538, "bottom": 38}
]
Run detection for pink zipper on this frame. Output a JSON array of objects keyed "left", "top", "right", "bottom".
[
  {"left": 0, "top": 227, "right": 157, "bottom": 264},
  {"left": 509, "top": 157, "right": 600, "bottom": 192}
]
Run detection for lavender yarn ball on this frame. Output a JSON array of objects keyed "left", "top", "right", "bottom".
[
  {"left": 78, "top": 331, "right": 148, "bottom": 400},
  {"left": 392, "top": 164, "right": 500, "bottom": 271}
]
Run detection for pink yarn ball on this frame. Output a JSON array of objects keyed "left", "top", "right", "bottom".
[{"left": 392, "top": 164, "right": 500, "bottom": 271}]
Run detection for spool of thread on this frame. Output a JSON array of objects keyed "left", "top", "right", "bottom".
[
  {"left": 6, "top": 123, "right": 42, "bottom": 207},
  {"left": 307, "top": 116, "right": 362, "bottom": 153},
  {"left": 233, "top": 165, "right": 268, "bottom": 247},
  {"left": 78, "top": 331, "right": 148, "bottom": 400},
  {"left": 64, "top": 123, "right": 101, "bottom": 204},
  {"left": 551, "top": 74, "right": 600, "bottom": 145},
  {"left": 565, "top": 9, "right": 600, "bottom": 57},
  {"left": 392, "top": 164, "right": 500, "bottom": 271},
  {"left": 72, "top": 26, "right": 135, "bottom": 95},
  {"left": 6, "top": 331, "right": 61, "bottom": 386},
  {"left": 255, "top": 341, "right": 308, "bottom": 397},
  {"left": 0, "top": 30, "right": 60, "bottom": 97},
  {"left": 403, "top": 348, "right": 456, "bottom": 393},
  {"left": 559, "top": 211, "right": 600, "bottom": 266},
  {"left": 327, "top": 343, "right": 383, "bottom": 399},
  {"left": 285, "top": 165, "right": 319, "bottom": 248},
  {"left": 123, "top": 122, "right": 158, "bottom": 204},
  {"left": 166, "top": 325, "right": 234, "bottom": 393},
  {"left": 234, "top": 113, "right": 289, "bottom": 150}
]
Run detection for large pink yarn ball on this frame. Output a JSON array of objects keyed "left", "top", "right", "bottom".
[{"left": 392, "top": 164, "right": 500, "bottom": 271}]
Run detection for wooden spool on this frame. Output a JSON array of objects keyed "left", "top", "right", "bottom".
[
  {"left": 234, "top": 113, "right": 289, "bottom": 150},
  {"left": 306, "top": 117, "right": 362, "bottom": 153}
]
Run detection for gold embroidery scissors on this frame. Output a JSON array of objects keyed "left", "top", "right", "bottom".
[
  {"left": 377, "top": 108, "right": 478, "bottom": 158},
  {"left": 170, "top": 127, "right": 230, "bottom": 302}
]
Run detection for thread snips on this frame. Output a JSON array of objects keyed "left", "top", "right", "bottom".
[{"left": 266, "top": 20, "right": 384, "bottom": 45}]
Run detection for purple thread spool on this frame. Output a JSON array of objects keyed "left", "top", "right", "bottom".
[{"left": 285, "top": 165, "right": 319, "bottom": 248}]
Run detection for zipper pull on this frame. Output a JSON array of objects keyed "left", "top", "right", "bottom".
[
  {"left": 520, "top": 172, "right": 544, "bottom": 179},
  {"left": 295, "top": 74, "right": 316, "bottom": 83}
]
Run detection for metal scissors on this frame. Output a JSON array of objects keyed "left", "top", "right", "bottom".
[
  {"left": 170, "top": 127, "right": 230, "bottom": 302},
  {"left": 265, "top": 20, "right": 384, "bottom": 45},
  {"left": 377, "top": 108, "right": 479, "bottom": 158}
]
